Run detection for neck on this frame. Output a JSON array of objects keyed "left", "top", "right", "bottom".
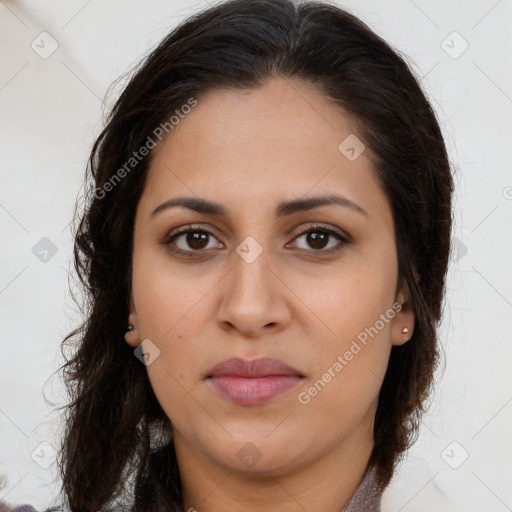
[{"left": 174, "top": 424, "right": 374, "bottom": 512}]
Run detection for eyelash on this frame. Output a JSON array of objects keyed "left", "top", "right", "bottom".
[{"left": 162, "top": 223, "right": 350, "bottom": 258}]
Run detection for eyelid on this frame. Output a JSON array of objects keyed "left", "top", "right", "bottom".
[
  {"left": 163, "top": 223, "right": 223, "bottom": 243},
  {"left": 165, "top": 222, "right": 349, "bottom": 241},
  {"left": 291, "top": 223, "right": 350, "bottom": 243}
]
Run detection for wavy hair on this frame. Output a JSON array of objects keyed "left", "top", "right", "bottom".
[{"left": 55, "top": 0, "right": 453, "bottom": 510}]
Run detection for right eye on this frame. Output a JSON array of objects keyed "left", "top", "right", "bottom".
[{"left": 163, "top": 225, "right": 224, "bottom": 257}]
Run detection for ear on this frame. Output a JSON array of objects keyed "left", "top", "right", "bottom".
[
  {"left": 124, "top": 294, "right": 141, "bottom": 348},
  {"left": 392, "top": 287, "right": 415, "bottom": 346}
]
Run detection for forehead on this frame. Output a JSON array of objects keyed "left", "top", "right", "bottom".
[
  {"left": 151, "top": 78, "right": 362, "bottom": 167},
  {"left": 139, "top": 78, "right": 389, "bottom": 225}
]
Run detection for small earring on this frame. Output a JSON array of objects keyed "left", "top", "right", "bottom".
[
  {"left": 127, "top": 324, "right": 134, "bottom": 332},
  {"left": 401, "top": 327, "right": 409, "bottom": 341}
]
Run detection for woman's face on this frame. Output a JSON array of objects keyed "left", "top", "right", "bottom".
[{"left": 125, "top": 78, "right": 414, "bottom": 477}]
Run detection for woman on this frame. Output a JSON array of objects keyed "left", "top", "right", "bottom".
[{"left": 2, "top": 0, "right": 453, "bottom": 510}]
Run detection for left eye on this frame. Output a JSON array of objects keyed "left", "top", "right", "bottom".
[{"left": 289, "top": 227, "right": 348, "bottom": 253}]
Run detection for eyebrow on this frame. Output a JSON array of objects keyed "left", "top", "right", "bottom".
[{"left": 150, "top": 194, "right": 368, "bottom": 220}]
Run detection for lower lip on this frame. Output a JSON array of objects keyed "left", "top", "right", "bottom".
[{"left": 208, "top": 375, "right": 303, "bottom": 406}]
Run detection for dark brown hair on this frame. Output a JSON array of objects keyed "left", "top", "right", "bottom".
[{"left": 56, "top": 0, "right": 453, "bottom": 510}]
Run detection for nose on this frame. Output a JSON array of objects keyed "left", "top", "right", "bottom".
[{"left": 216, "top": 246, "right": 291, "bottom": 338}]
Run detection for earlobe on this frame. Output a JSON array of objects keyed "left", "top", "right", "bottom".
[
  {"left": 394, "top": 326, "right": 411, "bottom": 346},
  {"left": 392, "top": 290, "right": 415, "bottom": 346},
  {"left": 124, "top": 313, "right": 141, "bottom": 347},
  {"left": 392, "top": 316, "right": 414, "bottom": 346}
]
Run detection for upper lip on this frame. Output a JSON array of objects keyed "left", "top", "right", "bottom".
[{"left": 207, "top": 357, "right": 304, "bottom": 378}]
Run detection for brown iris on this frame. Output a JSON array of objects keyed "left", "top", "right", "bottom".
[
  {"left": 306, "top": 231, "right": 329, "bottom": 250},
  {"left": 186, "top": 232, "right": 209, "bottom": 250}
]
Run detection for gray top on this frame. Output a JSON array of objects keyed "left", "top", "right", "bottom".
[{"left": 341, "top": 466, "right": 382, "bottom": 512}]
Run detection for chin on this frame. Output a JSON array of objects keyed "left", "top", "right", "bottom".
[{"left": 204, "top": 436, "right": 306, "bottom": 477}]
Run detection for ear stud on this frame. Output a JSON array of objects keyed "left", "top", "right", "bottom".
[{"left": 401, "top": 327, "right": 409, "bottom": 341}]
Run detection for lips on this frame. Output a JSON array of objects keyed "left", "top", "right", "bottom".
[
  {"left": 207, "top": 357, "right": 305, "bottom": 406},
  {"left": 208, "top": 357, "right": 304, "bottom": 378}
]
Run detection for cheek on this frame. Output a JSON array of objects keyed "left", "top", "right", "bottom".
[
  {"left": 292, "top": 262, "right": 396, "bottom": 350},
  {"left": 137, "top": 294, "right": 210, "bottom": 430},
  {"left": 130, "top": 252, "right": 211, "bottom": 412},
  {"left": 293, "top": 277, "right": 395, "bottom": 431},
  {"left": 291, "top": 260, "right": 396, "bottom": 415},
  {"left": 131, "top": 241, "right": 217, "bottom": 340},
  {"left": 133, "top": 280, "right": 209, "bottom": 379}
]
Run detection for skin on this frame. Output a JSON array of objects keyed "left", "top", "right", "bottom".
[{"left": 124, "top": 77, "right": 414, "bottom": 512}]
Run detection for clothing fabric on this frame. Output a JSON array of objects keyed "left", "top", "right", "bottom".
[{"left": 341, "top": 466, "right": 382, "bottom": 512}]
